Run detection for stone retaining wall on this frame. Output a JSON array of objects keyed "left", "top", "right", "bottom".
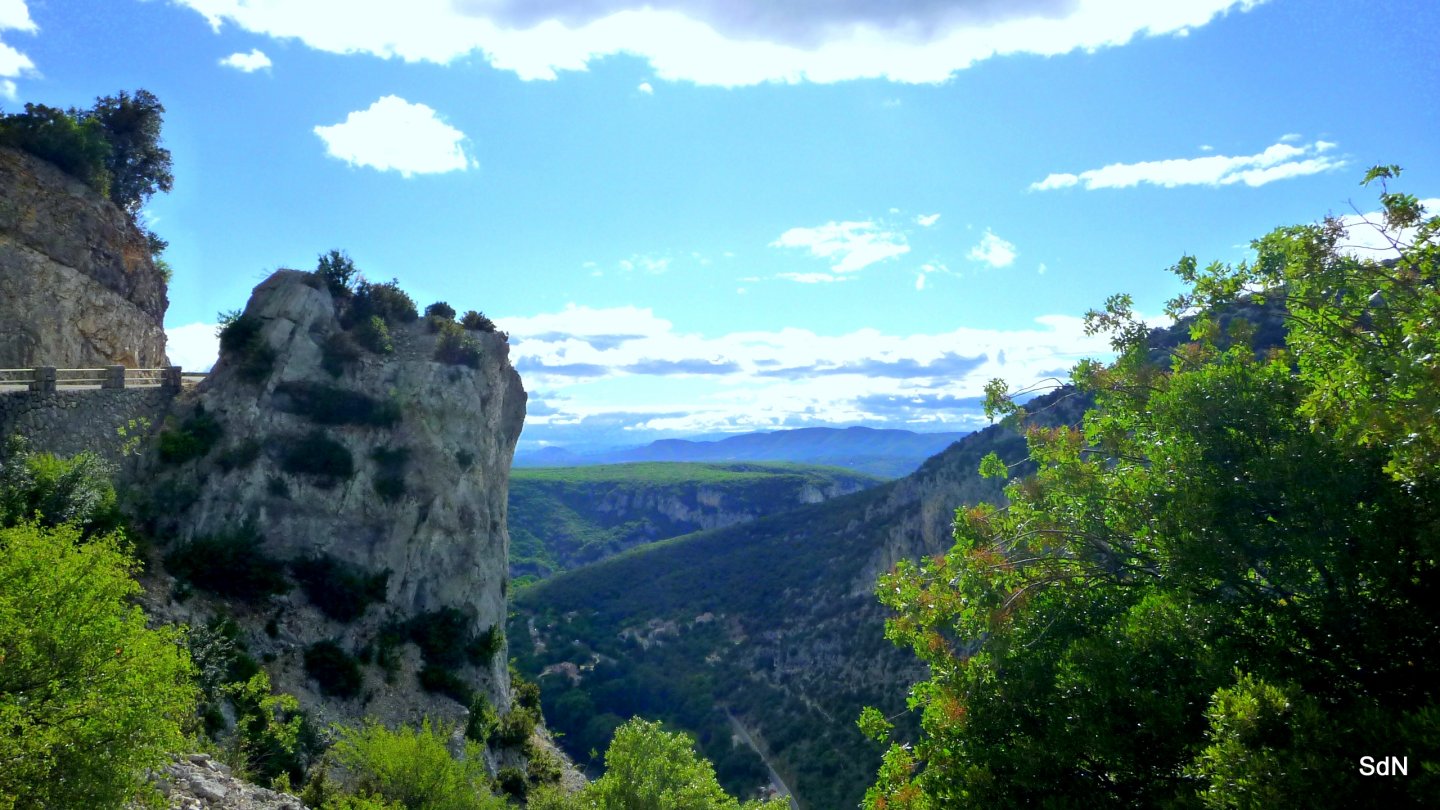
[{"left": 0, "top": 387, "right": 175, "bottom": 462}]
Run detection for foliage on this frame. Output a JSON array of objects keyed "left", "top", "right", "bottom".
[
  {"left": 418, "top": 665, "right": 474, "bottom": 704},
  {"left": 350, "top": 279, "right": 419, "bottom": 326},
  {"left": 371, "top": 446, "right": 409, "bottom": 502},
  {"left": 216, "top": 438, "right": 263, "bottom": 472},
  {"left": 158, "top": 405, "right": 224, "bottom": 464},
  {"left": 323, "top": 331, "right": 364, "bottom": 376},
  {"left": 82, "top": 89, "right": 173, "bottom": 215},
  {"left": 460, "top": 310, "right": 498, "bottom": 333},
  {"left": 218, "top": 311, "right": 278, "bottom": 382},
  {"left": 425, "top": 301, "right": 457, "bottom": 324},
  {"left": 0, "top": 102, "right": 111, "bottom": 193},
  {"left": 292, "top": 555, "right": 389, "bottom": 623},
  {"left": 0, "top": 436, "right": 122, "bottom": 538},
  {"left": 539, "top": 718, "right": 787, "bottom": 810},
  {"left": 318, "top": 250, "right": 359, "bottom": 300},
  {"left": 355, "top": 315, "right": 395, "bottom": 355},
  {"left": 434, "top": 320, "right": 483, "bottom": 368},
  {"left": 276, "top": 381, "right": 402, "bottom": 428},
  {"left": 0, "top": 521, "right": 196, "bottom": 809},
  {"left": 305, "top": 640, "right": 364, "bottom": 699},
  {"left": 165, "top": 523, "right": 291, "bottom": 601},
  {"left": 465, "top": 695, "right": 500, "bottom": 744},
  {"left": 864, "top": 174, "right": 1440, "bottom": 809},
  {"left": 495, "top": 706, "right": 538, "bottom": 746},
  {"left": 329, "top": 718, "right": 505, "bottom": 810},
  {"left": 226, "top": 670, "right": 311, "bottom": 786},
  {"left": 281, "top": 431, "right": 355, "bottom": 486}
]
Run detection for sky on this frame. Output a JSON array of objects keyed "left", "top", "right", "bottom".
[{"left": 2, "top": 0, "right": 1436, "bottom": 452}]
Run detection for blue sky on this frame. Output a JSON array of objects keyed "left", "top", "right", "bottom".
[{"left": 3, "top": 0, "right": 1436, "bottom": 451}]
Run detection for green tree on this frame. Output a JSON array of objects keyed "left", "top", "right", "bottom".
[
  {"left": 0, "top": 522, "right": 197, "bottom": 808},
  {"left": 328, "top": 718, "right": 504, "bottom": 810},
  {"left": 533, "top": 717, "right": 787, "bottom": 810},
  {"left": 0, "top": 436, "right": 122, "bottom": 539},
  {"left": 82, "top": 89, "right": 173, "bottom": 215},
  {"left": 865, "top": 174, "right": 1440, "bottom": 808},
  {"left": 0, "top": 102, "right": 111, "bottom": 194}
]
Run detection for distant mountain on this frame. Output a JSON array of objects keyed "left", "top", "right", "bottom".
[
  {"left": 509, "top": 462, "right": 882, "bottom": 582},
  {"left": 514, "top": 426, "right": 971, "bottom": 478}
]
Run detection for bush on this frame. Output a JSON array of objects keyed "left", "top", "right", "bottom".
[
  {"left": 354, "top": 315, "right": 394, "bottom": 355},
  {"left": 419, "top": 665, "right": 474, "bottom": 704},
  {"left": 317, "top": 250, "right": 358, "bottom": 301},
  {"left": 322, "top": 331, "right": 364, "bottom": 377},
  {"left": 495, "top": 707, "right": 537, "bottom": 747},
  {"left": 218, "top": 311, "right": 278, "bottom": 382},
  {"left": 460, "top": 310, "right": 497, "bottom": 333},
  {"left": 406, "top": 608, "right": 472, "bottom": 669},
  {"left": 465, "top": 695, "right": 500, "bottom": 744},
  {"left": 434, "top": 320, "right": 482, "bottom": 368},
  {"left": 0, "top": 437, "right": 122, "bottom": 539},
  {"left": 425, "top": 301, "right": 457, "bottom": 321},
  {"left": 371, "top": 446, "right": 409, "bottom": 502},
  {"left": 226, "top": 670, "right": 315, "bottom": 787},
  {"left": 280, "top": 431, "right": 355, "bottom": 486},
  {"left": 292, "top": 555, "right": 389, "bottom": 623},
  {"left": 495, "top": 767, "right": 527, "bottom": 799},
  {"left": 158, "top": 406, "right": 223, "bottom": 464},
  {"left": 216, "top": 439, "right": 262, "bottom": 472},
  {"left": 329, "top": 718, "right": 504, "bottom": 810},
  {"left": 350, "top": 279, "right": 418, "bottom": 326},
  {"left": 467, "top": 625, "right": 504, "bottom": 666},
  {"left": 0, "top": 522, "right": 197, "bottom": 809},
  {"left": 165, "top": 523, "right": 290, "bottom": 601},
  {"left": 305, "top": 641, "right": 363, "bottom": 699},
  {"left": 275, "top": 382, "right": 401, "bottom": 428}
]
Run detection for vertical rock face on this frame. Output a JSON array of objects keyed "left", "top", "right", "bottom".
[
  {"left": 142, "top": 269, "right": 526, "bottom": 721},
  {"left": 0, "top": 146, "right": 168, "bottom": 368}
]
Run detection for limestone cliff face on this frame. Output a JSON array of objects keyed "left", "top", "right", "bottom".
[
  {"left": 0, "top": 146, "right": 167, "bottom": 368},
  {"left": 140, "top": 270, "right": 525, "bottom": 725}
]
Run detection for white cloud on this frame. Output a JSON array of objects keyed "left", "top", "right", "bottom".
[
  {"left": 772, "top": 220, "right": 909, "bottom": 275},
  {"left": 166, "top": 322, "right": 221, "bottom": 372},
  {"left": 914, "top": 273, "right": 926, "bottom": 290},
  {"left": 637, "top": 81, "right": 653, "bottom": 94},
  {"left": 169, "top": 0, "right": 1261, "bottom": 87},
  {"left": 1, "top": 1, "right": 36, "bottom": 94},
  {"left": 915, "top": 212, "right": 941, "bottom": 227},
  {"left": 314, "top": 95, "right": 473, "bottom": 177},
  {"left": 1038, "top": 262, "right": 1047, "bottom": 275},
  {"left": 618, "top": 253, "right": 671, "bottom": 273},
  {"left": 777, "top": 272, "right": 850, "bottom": 284},
  {"left": 1335, "top": 198, "right": 1440, "bottom": 260},
  {"left": 967, "top": 229, "right": 1017, "bottom": 268},
  {"left": 1031, "top": 139, "right": 1344, "bottom": 191},
  {"left": 219, "top": 48, "right": 272, "bottom": 72}
]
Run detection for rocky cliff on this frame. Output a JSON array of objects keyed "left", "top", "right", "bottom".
[
  {"left": 135, "top": 269, "right": 526, "bottom": 733},
  {"left": 0, "top": 145, "right": 168, "bottom": 368}
]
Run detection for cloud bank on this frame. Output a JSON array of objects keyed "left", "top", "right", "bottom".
[
  {"left": 1032, "top": 139, "right": 1344, "bottom": 191},
  {"left": 172, "top": 0, "right": 1262, "bottom": 86},
  {"left": 314, "top": 95, "right": 473, "bottom": 177}
]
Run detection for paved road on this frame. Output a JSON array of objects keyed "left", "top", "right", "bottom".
[{"left": 727, "top": 711, "right": 800, "bottom": 810}]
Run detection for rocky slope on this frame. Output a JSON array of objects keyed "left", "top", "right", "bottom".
[
  {"left": 133, "top": 269, "right": 526, "bottom": 732},
  {"left": 509, "top": 462, "right": 880, "bottom": 579},
  {"left": 0, "top": 145, "right": 167, "bottom": 368}
]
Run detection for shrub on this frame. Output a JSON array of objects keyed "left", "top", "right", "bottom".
[
  {"left": 406, "top": 607, "right": 472, "bottom": 669},
  {"left": 217, "top": 311, "right": 278, "bottom": 382},
  {"left": 0, "top": 436, "right": 121, "bottom": 539},
  {"left": 292, "top": 555, "right": 389, "bottom": 623},
  {"left": 459, "top": 310, "right": 497, "bottom": 333},
  {"left": 418, "top": 665, "right": 474, "bottom": 704},
  {"left": 495, "top": 767, "right": 527, "bottom": 799},
  {"left": 425, "top": 301, "right": 457, "bottom": 321},
  {"left": 329, "top": 718, "right": 504, "bottom": 810},
  {"left": 354, "top": 315, "right": 394, "bottom": 355},
  {"left": 322, "top": 331, "right": 363, "bottom": 377},
  {"left": 0, "top": 522, "right": 197, "bottom": 809},
  {"left": 216, "top": 439, "right": 262, "bottom": 472},
  {"left": 0, "top": 102, "right": 112, "bottom": 194},
  {"left": 305, "top": 641, "right": 363, "bottom": 699},
  {"left": 225, "top": 670, "right": 315, "bottom": 787},
  {"left": 350, "top": 279, "right": 418, "bottom": 326},
  {"left": 466, "top": 625, "right": 504, "bottom": 666},
  {"left": 280, "top": 431, "right": 355, "bottom": 486},
  {"left": 495, "top": 707, "right": 537, "bottom": 747},
  {"left": 158, "top": 406, "right": 223, "bottom": 464},
  {"left": 465, "top": 695, "right": 500, "bottom": 744},
  {"left": 317, "top": 250, "right": 358, "bottom": 301},
  {"left": 370, "top": 446, "right": 409, "bottom": 502},
  {"left": 524, "top": 742, "right": 564, "bottom": 788},
  {"left": 512, "top": 672, "right": 540, "bottom": 712},
  {"left": 165, "top": 523, "right": 290, "bottom": 601},
  {"left": 275, "top": 382, "right": 401, "bottom": 428},
  {"left": 434, "top": 320, "right": 482, "bottom": 369}
]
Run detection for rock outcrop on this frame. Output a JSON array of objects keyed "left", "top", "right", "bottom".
[
  {"left": 0, "top": 145, "right": 168, "bottom": 368},
  {"left": 136, "top": 269, "right": 525, "bottom": 729}
]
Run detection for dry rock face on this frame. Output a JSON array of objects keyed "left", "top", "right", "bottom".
[
  {"left": 0, "top": 145, "right": 167, "bottom": 368},
  {"left": 139, "top": 269, "right": 526, "bottom": 726},
  {"left": 143, "top": 754, "right": 308, "bottom": 810}
]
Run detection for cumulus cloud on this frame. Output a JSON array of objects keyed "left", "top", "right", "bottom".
[
  {"left": 499, "top": 303, "right": 1121, "bottom": 443},
  {"left": 772, "top": 220, "right": 910, "bottom": 275},
  {"left": 314, "top": 95, "right": 473, "bottom": 177},
  {"left": 915, "top": 212, "right": 941, "bottom": 227},
  {"left": 1031, "top": 139, "right": 1344, "bottom": 191},
  {"left": 170, "top": 0, "right": 1260, "bottom": 87},
  {"left": 637, "top": 81, "right": 653, "bottom": 94},
  {"left": 219, "top": 48, "right": 272, "bottom": 72},
  {"left": 0, "top": 0, "right": 36, "bottom": 98},
  {"left": 166, "top": 322, "right": 221, "bottom": 372},
  {"left": 1334, "top": 197, "right": 1440, "bottom": 260},
  {"left": 967, "top": 229, "right": 1017, "bottom": 267}
]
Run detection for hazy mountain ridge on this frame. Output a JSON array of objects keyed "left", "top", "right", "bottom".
[{"left": 516, "top": 425, "right": 970, "bottom": 478}]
